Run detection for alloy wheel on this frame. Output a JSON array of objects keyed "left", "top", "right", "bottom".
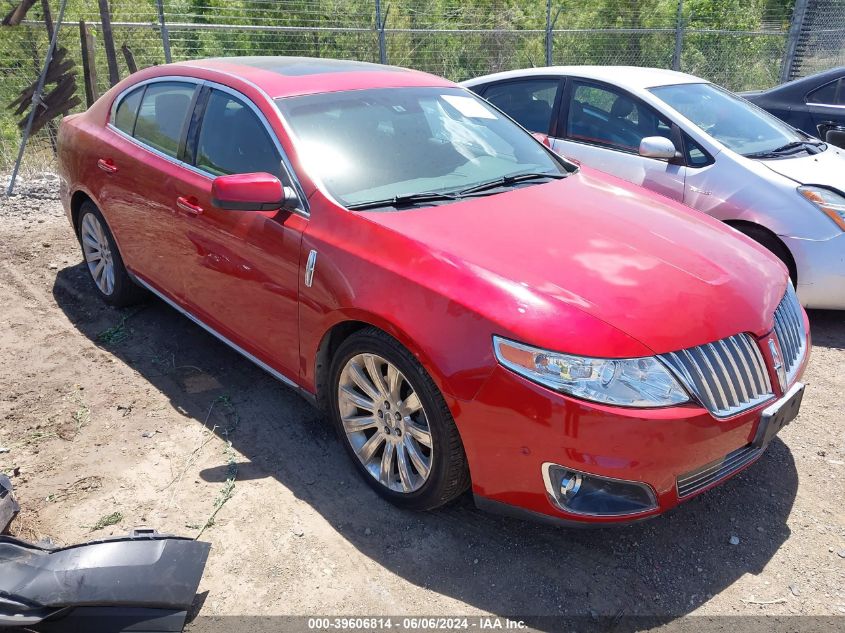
[
  {"left": 337, "top": 353, "right": 433, "bottom": 493},
  {"left": 80, "top": 213, "right": 115, "bottom": 296}
]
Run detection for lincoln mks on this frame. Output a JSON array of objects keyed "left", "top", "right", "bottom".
[{"left": 58, "top": 57, "right": 809, "bottom": 524}]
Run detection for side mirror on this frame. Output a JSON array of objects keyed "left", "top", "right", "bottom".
[
  {"left": 211, "top": 172, "right": 298, "bottom": 211},
  {"left": 638, "top": 136, "right": 678, "bottom": 160},
  {"left": 825, "top": 127, "right": 845, "bottom": 149}
]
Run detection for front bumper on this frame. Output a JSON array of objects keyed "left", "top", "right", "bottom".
[
  {"left": 782, "top": 231, "right": 845, "bottom": 309},
  {"left": 459, "top": 342, "right": 809, "bottom": 526}
]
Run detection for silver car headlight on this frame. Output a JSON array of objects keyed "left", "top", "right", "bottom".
[
  {"left": 493, "top": 336, "right": 689, "bottom": 407},
  {"left": 798, "top": 185, "right": 845, "bottom": 231}
]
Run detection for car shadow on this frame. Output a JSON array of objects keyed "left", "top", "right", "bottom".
[
  {"left": 807, "top": 308, "right": 844, "bottom": 350},
  {"left": 51, "top": 263, "right": 806, "bottom": 625}
]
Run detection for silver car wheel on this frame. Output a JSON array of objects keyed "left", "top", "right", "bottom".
[
  {"left": 80, "top": 213, "right": 115, "bottom": 296},
  {"left": 338, "top": 353, "right": 433, "bottom": 493}
]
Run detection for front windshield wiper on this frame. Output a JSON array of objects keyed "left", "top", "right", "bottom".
[
  {"left": 346, "top": 191, "right": 459, "bottom": 211},
  {"left": 746, "top": 140, "right": 824, "bottom": 158},
  {"left": 458, "top": 171, "right": 568, "bottom": 196}
]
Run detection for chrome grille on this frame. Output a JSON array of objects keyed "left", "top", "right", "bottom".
[
  {"left": 659, "top": 334, "right": 773, "bottom": 418},
  {"left": 773, "top": 285, "right": 806, "bottom": 385},
  {"left": 677, "top": 444, "right": 763, "bottom": 498}
]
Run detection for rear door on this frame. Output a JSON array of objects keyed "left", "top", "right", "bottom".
[
  {"left": 552, "top": 79, "right": 687, "bottom": 203},
  {"left": 169, "top": 85, "right": 308, "bottom": 379},
  {"left": 101, "top": 79, "right": 200, "bottom": 300}
]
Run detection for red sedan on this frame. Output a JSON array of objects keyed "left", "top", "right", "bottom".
[{"left": 57, "top": 57, "right": 809, "bottom": 525}]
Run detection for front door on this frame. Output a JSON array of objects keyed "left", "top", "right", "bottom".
[
  {"left": 552, "top": 79, "right": 687, "bottom": 203},
  {"left": 169, "top": 86, "right": 307, "bottom": 379}
]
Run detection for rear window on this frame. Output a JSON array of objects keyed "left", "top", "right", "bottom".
[
  {"left": 133, "top": 82, "right": 196, "bottom": 158},
  {"left": 113, "top": 86, "right": 144, "bottom": 135}
]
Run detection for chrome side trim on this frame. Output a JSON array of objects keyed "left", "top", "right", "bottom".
[
  {"left": 304, "top": 249, "right": 317, "bottom": 288},
  {"left": 131, "top": 274, "right": 304, "bottom": 392}
]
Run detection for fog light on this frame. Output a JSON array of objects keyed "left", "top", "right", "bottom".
[{"left": 542, "top": 463, "right": 657, "bottom": 516}]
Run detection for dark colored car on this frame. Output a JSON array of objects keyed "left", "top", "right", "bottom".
[{"left": 743, "top": 67, "right": 845, "bottom": 148}]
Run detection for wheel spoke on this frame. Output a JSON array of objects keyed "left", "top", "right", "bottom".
[
  {"left": 386, "top": 363, "right": 402, "bottom": 400},
  {"left": 405, "top": 421, "right": 432, "bottom": 448},
  {"left": 357, "top": 431, "right": 386, "bottom": 464},
  {"left": 93, "top": 258, "right": 105, "bottom": 281},
  {"left": 404, "top": 435, "right": 430, "bottom": 478},
  {"left": 82, "top": 233, "right": 99, "bottom": 250},
  {"left": 340, "top": 385, "right": 377, "bottom": 412},
  {"left": 105, "top": 265, "right": 114, "bottom": 294},
  {"left": 379, "top": 441, "right": 395, "bottom": 485},
  {"left": 403, "top": 392, "right": 422, "bottom": 415},
  {"left": 363, "top": 354, "right": 388, "bottom": 396},
  {"left": 348, "top": 361, "right": 382, "bottom": 402},
  {"left": 342, "top": 414, "right": 379, "bottom": 433},
  {"left": 396, "top": 444, "right": 413, "bottom": 492}
]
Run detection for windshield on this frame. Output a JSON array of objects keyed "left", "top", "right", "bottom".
[
  {"left": 275, "top": 87, "right": 568, "bottom": 207},
  {"left": 650, "top": 82, "right": 806, "bottom": 157}
]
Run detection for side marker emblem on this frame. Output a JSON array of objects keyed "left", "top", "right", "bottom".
[{"left": 305, "top": 250, "right": 317, "bottom": 288}]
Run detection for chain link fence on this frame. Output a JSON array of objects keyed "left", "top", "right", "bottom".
[{"left": 1, "top": 0, "right": 843, "bottom": 180}]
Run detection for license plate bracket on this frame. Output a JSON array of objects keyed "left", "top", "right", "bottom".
[{"left": 752, "top": 383, "right": 804, "bottom": 449}]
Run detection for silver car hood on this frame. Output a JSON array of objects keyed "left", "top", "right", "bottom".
[{"left": 758, "top": 145, "right": 845, "bottom": 190}]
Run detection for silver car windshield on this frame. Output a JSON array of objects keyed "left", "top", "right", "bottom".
[
  {"left": 275, "top": 87, "right": 567, "bottom": 207},
  {"left": 650, "top": 82, "right": 805, "bottom": 157}
]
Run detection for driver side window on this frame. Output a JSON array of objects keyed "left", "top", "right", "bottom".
[{"left": 565, "top": 81, "right": 672, "bottom": 153}]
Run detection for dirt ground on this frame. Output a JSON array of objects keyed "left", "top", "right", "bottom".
[{"left": 1, "top": 173, "right": 843, "bottom": 624}]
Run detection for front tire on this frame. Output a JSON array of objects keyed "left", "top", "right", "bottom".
[
  {"left": 77, "top": 201, "right": 145, "bottom": 307},
  {"left": 328, "top": 328, "right": 470, "bottom": 510}
]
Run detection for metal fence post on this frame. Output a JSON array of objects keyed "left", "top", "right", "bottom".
[
  {"left": 156, "top": 0, "right": 173, "bottom": 64},
  {"left": 545, "top": 0, "right": 561, "bottom": 66},
  {"left": 6, "top": 0, "right": 68, "bottom": 196},
  {"left": 375, "top": 0, "right": 388, "bottom": 64},
  {"left": 781, "top": 0, "right": 809, "bottom": 83},
  {"left": 672, "top": 0, "right": 684, "bottom": 71}
]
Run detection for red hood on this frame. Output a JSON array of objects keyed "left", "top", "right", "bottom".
[{"left": 361, "top": 168, "right": 787, "bottom": 356}]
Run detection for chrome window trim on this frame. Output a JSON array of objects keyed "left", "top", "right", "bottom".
[{"left": 107, "top": 75, "right": 310, "bottom": 217}]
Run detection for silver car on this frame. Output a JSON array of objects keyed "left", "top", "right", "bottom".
[{"left": 462, "top": 67, "right": 845, "bottom": 309}]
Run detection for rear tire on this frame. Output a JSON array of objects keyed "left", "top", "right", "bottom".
[
  {"left": 77, "top": 201, "right": 146, "bottom": 307},
  {"left": 734, "top": 224, "right": 797, "bottom": 285},
  {"left": 328, "top": 327, "right": 470, "bottom": 510}
]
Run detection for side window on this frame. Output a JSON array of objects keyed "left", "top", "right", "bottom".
[
  {"left": 566, "top": 81, "right": 673, "bottom": 153},
  {"left": 113, "top": 86, "right": 144, "bottom": 135},
  {"left": 806, "top": 79, "right": 845, "bottom": 106},
  {"left": 683, "top": 134, "right": 711, "bottom": 167},
  {"left": 133, "top": 82, "right": 196, "bottom": 158},
  {"left": 482, "top": 79, "right": 559, "bottom": 134},
  {"left": 194, "top": 89, "right": 282, "bottom": 176}
]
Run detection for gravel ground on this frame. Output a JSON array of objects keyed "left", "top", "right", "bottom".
[{"left": 0, "top": 174, "right": 843, "bottom": 627}]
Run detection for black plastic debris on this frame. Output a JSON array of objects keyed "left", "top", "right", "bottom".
[{"left": 0, "top": 529, "right": 210, "bottom": 632}]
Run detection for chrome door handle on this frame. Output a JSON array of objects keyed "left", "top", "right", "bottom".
[{"left": 176, "top": 196, "right": 204, "bottom": 216}]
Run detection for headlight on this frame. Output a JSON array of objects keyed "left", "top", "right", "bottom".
[
  {"left": 798, "top": 186, "right": 845, "bottom": 231},
  {"left": 493, "top": 336, "right": 689, "bottom": 407}
]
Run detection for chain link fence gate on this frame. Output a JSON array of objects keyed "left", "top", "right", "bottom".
[{"left": 1, "top": 0, "right": 842, "bottom": 182}]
